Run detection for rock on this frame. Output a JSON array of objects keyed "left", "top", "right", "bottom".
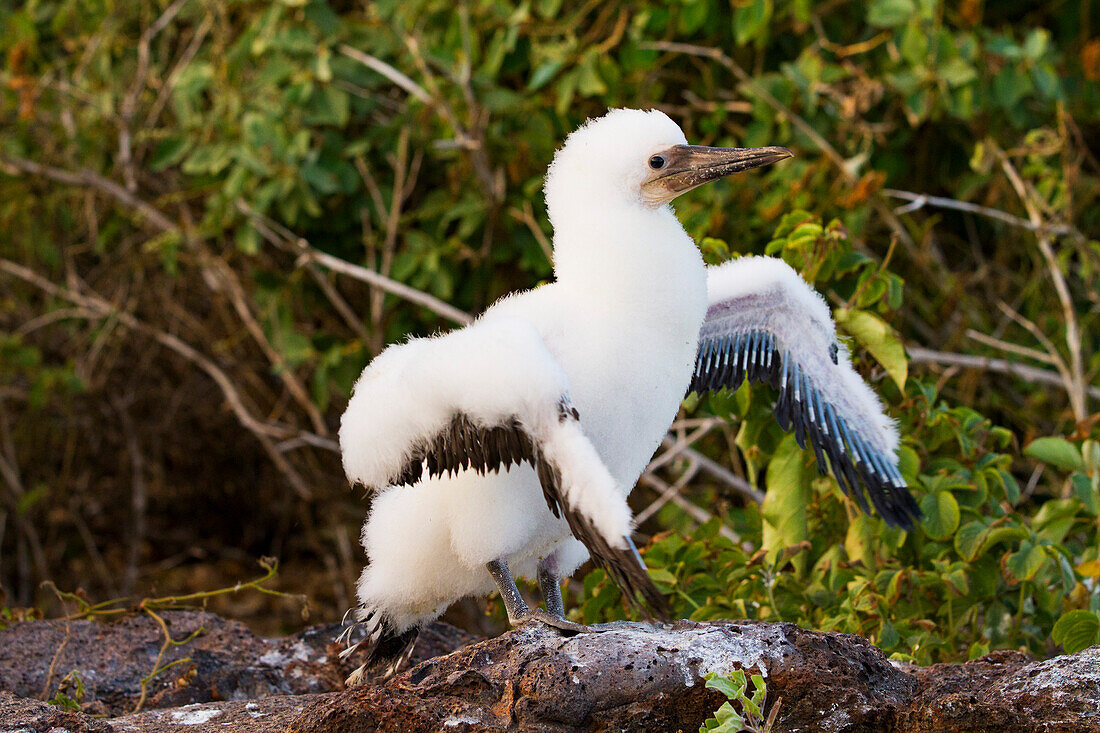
[
  {"left": 107, "top": 695, "right": 332, "bottom": 732},
  {"left": 286, "top": 619, "right": 917, "bottom": 732},
  {"left": 3, "top": 613, "right": 1100, "bottom": 732},
  {"left": 0, "top": 690, "right": 113, "bottom": 733},
  {"left": 899, "top": 647, "right": 1100, "bottom": 732},
  {"left": 0, "top": 610, "right": 476, "bottom": 716}
]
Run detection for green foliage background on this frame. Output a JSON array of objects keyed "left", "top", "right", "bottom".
[{"left": 1, "top": 0, "right": 1098, "bottom": 663}]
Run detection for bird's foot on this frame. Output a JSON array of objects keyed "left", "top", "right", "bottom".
[{"left": 511, "top": 609, "right": 596, "bottom": 635}]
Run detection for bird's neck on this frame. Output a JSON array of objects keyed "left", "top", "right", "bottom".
[{"left": 551, "top": 205, "right": 704, "bottom": 308}]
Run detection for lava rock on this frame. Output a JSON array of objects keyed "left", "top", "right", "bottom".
[
  {"left": 898, "top": 646, "right": 1100, "bottom": 732},
  {"left": 4, "top": 613, "right": 1100, "bottom": 732},
  {"left": 286, "top": 619, "right": 917, "bottom": 732},
  {"left": 0, "top": 610, "right": 476, "bottom": 716},
  {"left": 0, "top": 690, "right": 113, "bottom": 733}
]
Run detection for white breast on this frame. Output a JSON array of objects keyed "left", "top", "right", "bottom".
[{"left": 493, "top": 217, "right": 708, "bottom": 492}]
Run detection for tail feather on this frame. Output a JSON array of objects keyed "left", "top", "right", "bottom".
[{"left": 339, "top": 607, "right": 419, "bottom": 685}]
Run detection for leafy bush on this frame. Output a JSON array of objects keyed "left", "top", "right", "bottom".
[
  {"left": 1, "top": 0, "right": 1096, "bottom": 652},
  {"left": 580, "top": 211, "right": 1098, "bottom": 663}
]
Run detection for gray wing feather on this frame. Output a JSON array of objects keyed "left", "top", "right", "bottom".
[{"left": 690, "top": 257, "right": 919, "bottom": 529}]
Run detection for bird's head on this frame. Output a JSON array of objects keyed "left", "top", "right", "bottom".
[{"left": 544, "top": 108, "right": 791, "bottom": 228}]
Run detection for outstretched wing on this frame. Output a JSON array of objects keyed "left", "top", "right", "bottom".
[
  {"left": 340, "top": 316, "right": 668, "bottom": 617},
  {"left": 689, "top": 256, "right": 919, "bottom": 529}
]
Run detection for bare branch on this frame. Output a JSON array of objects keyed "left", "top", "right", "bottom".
[
  {"left": 640, "top": 40, "right": 915, "bottom": 252},
  {"left": 994, "top": 145, "right": 1088, "bottom": 422},
  {"left": 119, "top": 0, "right": 191, "bottom": 191},
  {"left": 0, "top": 258, "right": 314, "bottom": 500},
  {"left": 1, "top": 154, "right": 177, "bottom": 232},
  {"left": 144, "top": 11, "right": 213, "bottom": 130},
  {"left": 965, "top": 329, "right": 1056, "bottom": 366},
  {"left": 636, "top": 457, "right": 700, "bottom": 525},
  {"left": 206, "top": 257, "right": 329, "bottom": 436},
  {"left": 638, "top": 474, "right": 740, "bottom": 542},
  {"left": 509, "top": 202, "right": 553, "bottom": 265},
  {"left": 908, "top": 346, "right": 1100, "bottom": 401},
  {"left": 338, "top": 45, "right": 434, "bottom": 106},
  {"left": 658, "top": 435, "right": 764, "bottom": 505},
  {"left": 883, "top": 188, "right": 1080, "bottom": 238},
  {"left": 237, "top": 200, "right": 473, "bottom": 326}
]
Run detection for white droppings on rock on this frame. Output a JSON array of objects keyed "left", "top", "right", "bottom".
[
  {"left": 999, "top": 646, "right": 1100, "bottom": 697},
  {"left": 169, "top": 706, "right": 223, "bottom": 725},
  {"left": 562, "top": 621, "right": 785, "bottom": 690},
  {"left": 286, "top": 639, "right": 314, "bottom": 662},
  {"left": 443, "top": 715, "right": 482, "bottom": 727},
  {"left": 256, "top": 650, "right": 288, "bottom": 667},
  {"left": 244, "top": 701, "right": 268, "bottom": 719}
]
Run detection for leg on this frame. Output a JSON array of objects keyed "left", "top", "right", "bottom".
[
  {"left": 486, "top": 557, "right": 590, "bottom": 634},
  {"left": 486, "top": 557, "right": 530, "bottom": 623},
  {"left": 538, "top": 555, "right": 565, "bottom": 619}
]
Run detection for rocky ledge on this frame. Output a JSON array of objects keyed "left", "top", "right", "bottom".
[{"left": 1, "top": 611, "right": 1098, "bottom": 732}]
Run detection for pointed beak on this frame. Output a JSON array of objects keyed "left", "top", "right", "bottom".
[{"left": 642, "top": 145, "right": 793, "bottom": 203}]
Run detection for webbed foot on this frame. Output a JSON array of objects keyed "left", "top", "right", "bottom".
[{"left": 512, "top": 609, "right": 595, "bottom": 635}]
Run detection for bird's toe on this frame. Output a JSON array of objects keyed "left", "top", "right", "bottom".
[{"left": 514, "top": 609, "right": 594, "bottom": 635}]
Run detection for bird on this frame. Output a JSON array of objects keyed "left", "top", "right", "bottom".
[{"left": 337, "top": 108, "right": 919, "bottom": 681}]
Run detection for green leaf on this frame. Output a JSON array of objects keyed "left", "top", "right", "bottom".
[
  {"left": 1023, "top": 29, "right": 1049, "bottom": 59},
  {"left": 1058, "top": 554, "right": 1078, "bottom": 594},
  {"left": 1083, "top": 440, "right": 1100, "bottom": 475},
  {"left": 954, "top": 520, "right": 986, "bottom": 561},
  {"left": 576, "top": 51, "right": 607, "bottom": 96},
  {"left": 845, "top": 514, "right": 877, "bottom": 567},
  {"left": 867, "top": 0, "right": 915, "bottom": 28},
  {"left": 182, "top": 143, "right": 233, "bottom": 175},
  {"left": 1005, "top": 541, "right": 1046, "bottom": 583},
  {"left": 700, "top": 701, "right": 745, "bottom": 733},
  {"left": 1024, "top": 437, "right": 1085, "bottom": 472},
  {"left": 149, "top": 137, "right": 191, "bottom": 171},
  {"left": 528, "top": 60, "right": 563, "bottom": 91},
  {"left": 920, "top": 491, "right": 959, "bottom": 541},
  {"left": 704, "top": 670, "right": 746, "bottom": 700},
  {"left": 835, "top": 308, "right": 907, "bottom": 389},
  {"left": 762, "top": 434, "right": 811, "bottom": 574},
  {"left": 1052, "top": 610, "right": 1100, "bottom": 653},
  {"left": 944, "top": 568, "right": 969, "bottom": 596},
  {"left": 939, "top": 57, "right": 977, "bottom": 87},
  {"left": 733, "top": 0, "right": 772, "bottom": 46},
  {"left": 648, "top": 567, "right": 677, "bottom": 585},
  {"left": 997, "top": 468, "right": 1020, "bottom": 504},
  {"left": 1074, "top": 473, "right": 1100, "bottom": 516}
]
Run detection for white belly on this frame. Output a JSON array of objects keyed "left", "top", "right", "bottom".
[
  {"left": 560, "top": 323, "right": 699, "bottom": 489},
  {"left": 356, "top": 225, "right": 707, "bottom": 626}
]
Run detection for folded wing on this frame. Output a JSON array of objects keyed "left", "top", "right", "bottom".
[
  {"left": 689, "top": 256, "right": 919, "bottom": 529},
  {"left": 340, "top": 316, "right": 668, "bottom": 616}
]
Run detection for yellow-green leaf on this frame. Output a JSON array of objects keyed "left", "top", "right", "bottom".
[
  {"left": 1024, "top": 437, "right": 1085, "bottom": 472},
  {"left": 762, "top": 434, "right": 811, "bottom": 576},
  {"left": 1076, "top": 560, "right": 1100, "bottom": 578},
  {"left": 835, "top": 308, "right": 907, "bottom": 389},
  {"left": 1004, "top": 542, "right": 1046, "bottom": 583},
  {"left": 920, "top": 490, "right": 959, "bottom": 541},
  {"left": 1052, "top": 610, "right": 1100, "bottom": 653}
]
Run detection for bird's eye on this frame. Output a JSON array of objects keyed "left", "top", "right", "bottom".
[{"left": 648, "top": 155, "right": 666, "bottom": 170}]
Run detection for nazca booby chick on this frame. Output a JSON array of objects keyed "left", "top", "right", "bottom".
[{"left": 338, "top": 108, "right": 918, "bottom": 680}]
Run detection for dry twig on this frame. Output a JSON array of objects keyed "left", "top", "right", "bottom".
[
  {"left": 0, "top": 258, "right": 314, "bottom": 499},
  {"left": 639, "top": 40, "right": 916, "bottom": 253}
]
